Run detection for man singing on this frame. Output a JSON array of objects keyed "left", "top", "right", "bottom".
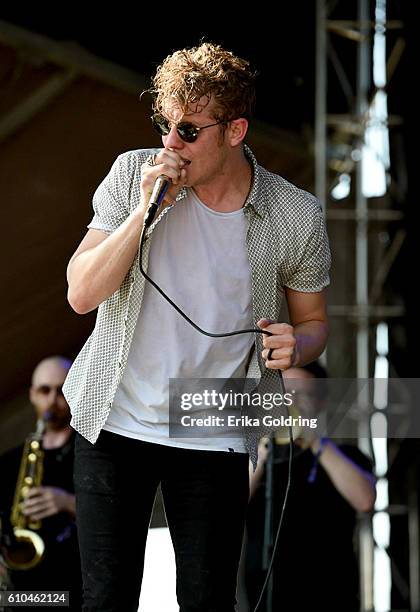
[{"left": 64, "top": 42, "right": 330, "bottom": 611}]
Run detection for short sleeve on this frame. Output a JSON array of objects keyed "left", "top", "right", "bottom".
[
  {"left": 285, "top": 207, "right": 331, "bottom": 292},
  {"left": 87, "top": 154, "right": 132, "bottom": 234}
]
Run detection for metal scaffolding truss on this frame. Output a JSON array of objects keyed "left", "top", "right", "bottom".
[
  {"left": 315, "top": 1, "right": 410, "bottom": 610},
  {"left": 315, "top": 0, "right": 405, "bottom": 340}
]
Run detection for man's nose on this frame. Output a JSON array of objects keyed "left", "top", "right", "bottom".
[{"left": 163, "top": 126, "right": 184, "bottom": 150}]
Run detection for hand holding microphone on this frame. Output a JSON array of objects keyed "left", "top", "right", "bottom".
[{"left": 140, "top": 149, "right": 189, "bottom": 226}]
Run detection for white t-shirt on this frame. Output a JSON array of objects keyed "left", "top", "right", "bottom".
[{"left": 103, "top": 189, "right": 254, "bottom": 452}]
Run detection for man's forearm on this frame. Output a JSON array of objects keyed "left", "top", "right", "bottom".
[
  {"left": 293, "top": 320, "right": 328, "bottom": 367},
  {"left": 314, "top": 441, "right": 376, "bottom": 512},
  {"left": 67, "top": 205, "right": 147, "bottom": 314}
]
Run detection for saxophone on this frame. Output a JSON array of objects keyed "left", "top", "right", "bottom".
[{"left": 2, "top": 419, "right": 46, "bottom": 570}]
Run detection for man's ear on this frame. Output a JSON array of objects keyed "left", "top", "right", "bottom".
[{"left": 227, "top": 118, "right": 249, "bottom": 146}]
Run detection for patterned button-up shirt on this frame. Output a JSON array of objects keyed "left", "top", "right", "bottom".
[{"left": 63, "top": 145, "right": 331, "bottom": 468}]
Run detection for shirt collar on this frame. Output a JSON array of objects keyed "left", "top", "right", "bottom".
[{"left": 243, "top": 144, "right": 266, "bottom": 219}]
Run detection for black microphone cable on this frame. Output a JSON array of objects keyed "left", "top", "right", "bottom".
[{"left": 139, "top": 197, "right": 294, "bottom": 611}]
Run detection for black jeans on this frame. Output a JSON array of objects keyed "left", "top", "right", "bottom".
[{"left": 74, "top": 431, "right": 249, "bottom": 612}]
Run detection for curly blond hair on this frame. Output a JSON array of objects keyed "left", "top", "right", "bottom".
[{"left": 149, "top": 42, "right": 256, "bottom": 123}]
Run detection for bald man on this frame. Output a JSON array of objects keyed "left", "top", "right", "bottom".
[
  {"left": 23, "top": 356, "right": 76, "bottom": 518},
  {"left": 0, "top": 356, "right": 82, "bottom": 610}
]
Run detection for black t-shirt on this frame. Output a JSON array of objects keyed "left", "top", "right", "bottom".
[
  {"left": 0, "top": 431, "right": 82, "bottom": 610},
  {"left": 246, "top": 443, "right": 373, "bottom": 612}
]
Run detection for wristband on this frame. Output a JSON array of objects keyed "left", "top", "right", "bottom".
[{"left": 307, "top": 437, "right": 327, "bottom": 484}]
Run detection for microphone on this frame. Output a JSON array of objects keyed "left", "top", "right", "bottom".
[{"left": 144, "top": 175, "right": 170, "bottom": 229}]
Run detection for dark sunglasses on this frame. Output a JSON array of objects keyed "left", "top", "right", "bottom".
[
  {"left": 151, "top": 113, "right": 226, "bottom": 143},
  {"left": 35, "top": 384, "right": 64, "bottom": 397}
]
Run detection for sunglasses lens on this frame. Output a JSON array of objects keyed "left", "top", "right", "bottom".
[
  {"left": 151, "top": 115, "right": 170, "bottom": 136},
  {"left": 177, "top": 124, "right": 198, "bottom": 143},
  {"left": 151, "top": 115, "right": 199, "bottom": 142}
]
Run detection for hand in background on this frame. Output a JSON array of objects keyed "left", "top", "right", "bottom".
[{"left": 22, "top": 487, "right": 75, "bottom": 520}]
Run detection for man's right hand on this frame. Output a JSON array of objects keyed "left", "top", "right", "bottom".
[
  {"left": 67, "top": 148, "right": 190, "bottom": 314},
  {"left": 140, "top": 149, "right": 188, "bottom": 209}
]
